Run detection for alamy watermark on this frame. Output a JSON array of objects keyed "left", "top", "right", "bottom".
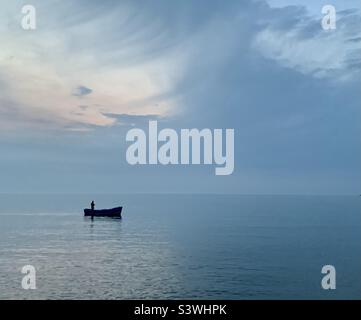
[
  {"left": 321, "top": 265, "right": 336, "bottom": 290},
  {"left": 21, "top": 5, "right": 36, "bottom": 30},
  {"left": 322, "top": 5, "right": 336, "bottom": 30},
  {"left": 126, "top": 121, "right": 234, "bottom": 176},
  {"left": 21, "top": 265, "right": 36, "bottom": 290}
]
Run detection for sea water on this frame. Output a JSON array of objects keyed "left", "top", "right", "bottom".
[{"left": 0, "top": 194, "right": 360, "bottom": 299}]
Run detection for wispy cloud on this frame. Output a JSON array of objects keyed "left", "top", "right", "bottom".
[
  {"left": 0, "top": 0, "right": 188, "bottom": 131},
  {"left": 72, "top": 86, "right": 93, "bottom": 97},
  {"left": 1, "top": 0, "right": 360, "bottom": 194},
  {"left": 1, "top": 0, "right": 360, "bottom": 133},
  {"left": 253, "top": 7, "right": 361, "bottom": 80}
]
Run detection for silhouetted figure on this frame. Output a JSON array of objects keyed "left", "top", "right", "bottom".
[{"left": 90, "top": 201, "right": 95, "bottom": 220}]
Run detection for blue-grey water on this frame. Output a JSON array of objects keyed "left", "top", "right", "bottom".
[{"left": 0, "top": 194, "right": 360, "bottom": 300}]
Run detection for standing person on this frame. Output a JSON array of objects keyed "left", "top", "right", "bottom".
[{"left": 90, "top": 201, "right": 95, "bottom": 220}]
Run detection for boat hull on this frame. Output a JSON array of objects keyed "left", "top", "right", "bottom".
[{"left": 84, "top": 206, "right": 122, "bottom": 218}]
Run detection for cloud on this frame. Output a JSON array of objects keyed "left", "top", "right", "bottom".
[
  {"left": 72, "top": 86, "right": 93, "bottom": 97},
  {"left": 0, "top": 0, "right": 360, "bottom": 194},
  {"left": 266, "top": 0, "right": 361, "bottom": 14},
  {"left": 252, "top": 8, "right": 361, "bottom": 80},
  {"left": 0, "top": 0, "right": 187, "bottom": 131},
  {"left": 1, "top": 0, "right": 360, "bottom": 131},
  {"left": 102, "top": 113, "right": 162, "bottom": 126}
]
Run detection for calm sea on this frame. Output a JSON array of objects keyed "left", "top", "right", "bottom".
[{"left": 0, "top": 194, "right": 360, "bottom": 300}]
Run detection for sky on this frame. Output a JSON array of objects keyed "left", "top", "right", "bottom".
[{"left": 0, "top": 0, "right": 360, "bottom": 194}]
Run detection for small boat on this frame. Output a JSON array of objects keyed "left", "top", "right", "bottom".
[{"left": 84, "top": 206, "right": 122, "bottom": 218}]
